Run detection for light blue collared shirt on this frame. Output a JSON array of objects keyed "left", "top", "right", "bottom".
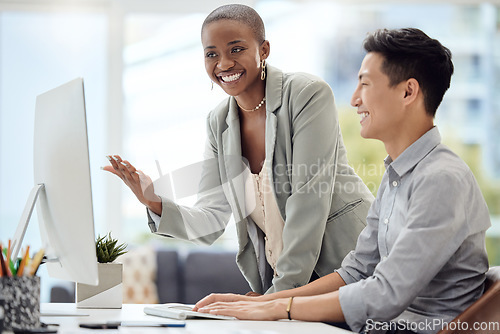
[{"left": 337, "top": 127, "right": 490, "bottom": 333}]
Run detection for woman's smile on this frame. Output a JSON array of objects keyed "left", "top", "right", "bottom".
[{"left": 218, "top": 71, "right": 244, "bottom": 84}]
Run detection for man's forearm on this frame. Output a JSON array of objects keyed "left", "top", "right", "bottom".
[
  {"left": 260, "top": 272, "right": 346, "bottom": 301},
  {"left": 287, "top": 290, "right": 344, "bottom": 322}
]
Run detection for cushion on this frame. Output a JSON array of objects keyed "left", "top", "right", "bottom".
[{"left": 118, "top": 245, "right": 159, "bottom": 304}]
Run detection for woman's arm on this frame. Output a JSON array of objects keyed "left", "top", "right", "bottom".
[{"left": 194, "top": 271, "right": 346, "bottom": 310}]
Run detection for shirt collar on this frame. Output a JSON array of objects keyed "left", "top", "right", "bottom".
[{"left": 384, "top": 126, "right": 442, "bottom": 178}]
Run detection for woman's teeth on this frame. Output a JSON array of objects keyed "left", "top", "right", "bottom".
[{"left": 221, "top": 73, "right": 242, "bottom": 83}]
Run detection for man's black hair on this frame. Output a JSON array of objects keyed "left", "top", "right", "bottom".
[{"left": 363, "top": 28, "right": 454, "bottom": 117}]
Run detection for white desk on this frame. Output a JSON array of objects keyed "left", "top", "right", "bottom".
[{"left": 41, "top": 303, "right": 352, "bottom": 333}]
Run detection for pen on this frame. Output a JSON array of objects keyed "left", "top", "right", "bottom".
[
  {"left": 7, "top": 240, "right": 17, "bottom": 275},
  {"left": 121, "top": 321, "right": 186, "bottom": 328},
  {"left": 0, "top": 244, "right": 3, "bottom": 277},
  {"left": 79, "top": 321, "right": 186, "bottom": 329},
  {"left": 0, "top": 243, "right": 11, "bottom": 277},
  {"left": 17, "top": 246, "right": 30, "bottom": 276},
  {"left": 79, "top": 322, "right": 120, "bottom": 329},
  {"left": 13, "top": 258, "right": 21, "bottom": 276},
  {"left": 28, "top": 248, "right": 45, "bottom": 276},
  {"left": 7, "top": 239, "right": 11, "bottom": 261}
]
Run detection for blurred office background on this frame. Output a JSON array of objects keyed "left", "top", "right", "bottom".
[{"left": 1, "top": 0, "right": 499, "bottom": 301}]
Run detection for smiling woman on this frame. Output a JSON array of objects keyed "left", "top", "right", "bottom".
[
  {"left": 202, "top": 17, "right": 269, "bottom": 173},
  {"left": 104, "top": 3, "right": 374, "bottom": 296},
  {"left": 202, "top": 17, "right": 268, "bottom": 115}
]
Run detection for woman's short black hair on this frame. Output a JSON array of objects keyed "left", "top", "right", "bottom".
[
  {"left": 363, "top": 28, "right": 454, "bottom": 117},
  {"left": 202, "top": 4, "right": 266, "bottom": 44}
]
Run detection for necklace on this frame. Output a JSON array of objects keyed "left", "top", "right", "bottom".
[{"left": 237, "top": 97, "right": 266, "bottom": 112}]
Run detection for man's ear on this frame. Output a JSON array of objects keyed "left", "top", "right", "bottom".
[{"left": 403, "top": 78, "right": 420, "bottom": 106}]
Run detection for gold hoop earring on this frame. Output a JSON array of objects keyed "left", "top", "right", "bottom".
[{"left": 261, "top": 59, "right": 266, "bottom": 81}]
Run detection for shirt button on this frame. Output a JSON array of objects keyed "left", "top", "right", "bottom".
[
  {"left": 392, "top": 180, "right": 398, "bottom": 187},
  {"left": 384, "top": 218, "right": 389, "bottom": 224}
]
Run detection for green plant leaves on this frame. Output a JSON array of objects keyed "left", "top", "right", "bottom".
[{"left": 95, "top": 233, "right": 127, "bottom": 263}]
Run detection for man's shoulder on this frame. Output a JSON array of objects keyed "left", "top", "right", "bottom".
[{"left": 414, "top": 143, "right": 473, "bottom": 184}]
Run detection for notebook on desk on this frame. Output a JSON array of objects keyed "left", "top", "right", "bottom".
[{"left": 144, "top": 303, "right": 237, "bottom": 320}]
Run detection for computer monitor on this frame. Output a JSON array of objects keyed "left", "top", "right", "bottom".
[{"left": 11, "top": 78, "right": 98, "bottom": 286}]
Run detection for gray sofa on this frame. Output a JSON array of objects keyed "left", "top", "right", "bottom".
[{"left": 50, "top": 249, "right": 251, "bottom": 304}]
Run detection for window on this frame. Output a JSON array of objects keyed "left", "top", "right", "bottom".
[{"left": 0, "top": 8, "right": 107, "bottom": 301}]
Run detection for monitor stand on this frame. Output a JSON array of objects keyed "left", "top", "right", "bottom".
[
  {"left": 11, "top": 184, "right": 44, "bottom": 262},
  {"left": 13, "top": 184, "right": 90, "bottom": 317},
  {"left": 40, "top": 303, "right": 89, "bottom": 317}
]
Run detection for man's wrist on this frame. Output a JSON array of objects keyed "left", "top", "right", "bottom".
[
  {"left": 286, "top": 296, "right": 294, "bottom": 320},
  {"left": 274, "top": 298, "right": 290, "bottom": 320}
]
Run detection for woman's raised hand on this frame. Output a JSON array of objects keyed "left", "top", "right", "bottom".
[{"left": 103, "top": 155, "right": 162, "bottom": 215}]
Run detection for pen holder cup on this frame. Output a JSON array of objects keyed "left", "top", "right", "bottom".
[
  {"left": 0, "top": 276, "right": 41, "bottom": 331},
  {"left": 0, "top": 295, "right": 4, "bottom": 333}
]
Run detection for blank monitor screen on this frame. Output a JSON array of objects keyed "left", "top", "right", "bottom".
[{"left": 33, "top": 78, "right": 98, "bottom": 285}]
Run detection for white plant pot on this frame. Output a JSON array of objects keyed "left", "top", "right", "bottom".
[{"left": 76, "top": 262, "right": 123, "bottom": 309}]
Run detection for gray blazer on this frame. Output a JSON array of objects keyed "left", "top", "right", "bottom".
[{"left": 149, "top": 65, "right": 373, "bottom": 294}]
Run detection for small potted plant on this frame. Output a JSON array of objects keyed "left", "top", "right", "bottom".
[
  {"left": 76, "top": 233, "right": 127, "bottom": 309},
  {"left": 95, "top": 233, "right": 128, "bottom": 264}
]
